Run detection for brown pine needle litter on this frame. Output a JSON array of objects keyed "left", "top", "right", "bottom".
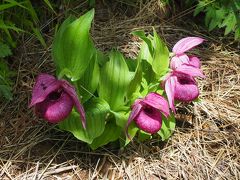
[{"left": 0, "top": 1, "right": 239, "bottom": 179}]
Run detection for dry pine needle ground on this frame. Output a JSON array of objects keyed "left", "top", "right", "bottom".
[{"left": 0, "top": 1, "right": 239, "bottom": 179}]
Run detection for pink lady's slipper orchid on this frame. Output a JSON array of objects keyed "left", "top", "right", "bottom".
[
  {"left": 126, "top": 93, "right": 170, "bottom": 134},
  {"left": 29, "top": 74, "right": 86, "bottom": 128},
  {"left": 170, "top": 37, "right": 204, "bottom": 69},
  {"left": 164, "top": 64, "right": 205, "bottom": 112}
]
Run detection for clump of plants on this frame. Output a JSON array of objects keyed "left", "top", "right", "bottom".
[
  {"left": 30, "top": 9, "right": 205, "bottom": 150},
  {"left": 0, "top": 0, "right": 55, "bottom": 100},
  {"left": 188, "top": 0, "right": 240, "bottom": 40}
]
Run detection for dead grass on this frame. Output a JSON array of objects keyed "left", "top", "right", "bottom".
[{"left": 0, "top": 1, "right": 239, "bottom": 179}]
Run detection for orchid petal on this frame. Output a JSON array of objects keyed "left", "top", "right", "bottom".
[
  {"left": 189, "top": 56, "right": 201, "bottom": 68},
  {"left": 173, "top": 37, "right": 204, "bottom": 55},
  {"left": 61, "top": 80, "right": 86, "bottom": 129},
  {"left": 135, "top": 107, "right": 162, "bottom": 134},
  {"left": 175, "top": 64, "right": 205, "bottom": 78},
  {"left": 35, "top": 91, "right": 74, "bottom": 123},
  {"left": 126, "top": 102, "right": 142, "bottom": 138},
  {"left": 29, "top": 74, "right": 61, "bottom": 107},
  {"left": 165, "top": 76, "right": 177, "bottom": 113},
  {"left": 170, "top": 54, "right": 189, "bottom": 69},
  {"left": 174, "top": 75, "right": 199, "bottom": 102},
  {"left": 144, "top": 92, "right": 170, "bottom": 118}
]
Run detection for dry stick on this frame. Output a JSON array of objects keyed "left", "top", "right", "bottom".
[
  {"left": 44, "top": 165, "right": 78, "bottom": 176},
  {"left": 33, "top": 161, "right": 39, "bottom": 180},
  {"left": 37, "top": 135, "right": 70, "bottom": 180}
]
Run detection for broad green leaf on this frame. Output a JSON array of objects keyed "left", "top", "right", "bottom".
[
  {"left": 194, "top": 1, "right": 206, "bottom": 16},
  {"left": 158, "top": 115, "right": 175, "bottom": 141},
  {"left": 205, "top": 6, "right": 215, "bottom": 29},
  {"left": 234, "top": 28, "right": 240, "bottom": 40},
  {"left": 98, "top": 50, "right": 131, "bottom": 111},
  {"left": 152, "top": 28, "right": 169, "bottom": 77},
  {"left": 141, "top": 60, "right": 157, "bottom": 85},
  {"left": 221, "top": 12, "right": 237, "bottom": 35},
  {"left": 139, "top": 40, "right": 153, "bottom": 64},
  {"left": 127, "top": 57, "right": 142, "bottom": 98},
  {"left": 58, "top": 98, "right": 110, "bottom": 144},
  {"left": 77, "top": 53, "right": 100, "bottom": 103},
  {"left": 111, "top": 111, "right": 129, "bottom": 128},
  {"left": 0, "top": 43, "right": 12, "bottom": 58},
  {"left": 209, "top": 8, "right": 226, "bottom": 31},
  {"left": 90, "top": 121, "right": 121, "bottom": 150},
  {"left": 96, "top": 50, "right": 108, "bottom": 66},
  {"left": 132, "top": 30, "right": 153, "bottom": 55},
  {"left": 125, "top": 58, "right": 137, "bottom": 71},
  {"left": 52, "top": 9, "right": 95, "bottom": 81}
]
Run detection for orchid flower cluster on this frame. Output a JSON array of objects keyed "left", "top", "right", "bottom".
[{"left": 30, "top": 9, "right": 205, "bottom": 149}]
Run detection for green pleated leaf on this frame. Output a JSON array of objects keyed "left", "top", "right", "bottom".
[
  {"left": 111, "top": 111, "right": 129, "bottom": 128},
  {"left": 152, "top": 28, "right": 169, "bottom": 77},
  {"left": 77, "top": 53, "right": 100, "bottom": 103},
  {"left": 52, "top": 9, "right": 95, "bottom": 81},
  {"left": 90, "top": 121, "right": 122, "bottom": 150},
  {"left": 139, "top": 40, "right": 153, "bottom": 64},
  {"left": 127, "top": 57, "right": 142, "bottom": 99},
  {"left": 132, "top": 30, "right": 153, "bottom": 55},
  {"left": 58, "top": 98, "right": 110, "bottom": 144},
  {"left": 98, "top": 50, "right": 131, "bottom": 111},
  {"left": 158, "top": 115, "right": 175, "bottom": 141}
]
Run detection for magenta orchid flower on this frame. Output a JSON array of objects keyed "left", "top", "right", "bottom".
[
  {"left": 29, "top": 73, "right": 86, "bottom": 128},
  {"left": 164, "top": 64, "right": 205, "bottom": 112},
  {"left": 170, "top": 37, "right": 204, "bottom": 69},
  {"left": 126, "top": 93, "right": 170, "bottom": 135}
]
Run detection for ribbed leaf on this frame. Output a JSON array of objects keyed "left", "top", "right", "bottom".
[
  {"left": 152, "top": 28, "right": 169, "bottom": 77},
  {"left": 77, "top": 53, "right": 100, "bottom": 103},
  {"left": 52, "top": 9, "right": 95, "bottom": 81},
  {"left": 158, "top": 115, "right": 175, "bottom": 141},
  {"left": 132, "top": 30, "right": 153, "bottom": 55},
  {"left": 111, "top": 111, "right": 129, "bottom": 128},
  {"left": 127, "top": 57, "right": 142, "bottom": 99},
  {"left": 98, "top": 51, "right": 131, "bottom": 111},
  {"left": 58, "top": 98, "right": 110, "bottom": 144},
  {"left": 90, "top": 121, "right": 121, "bottom": 150}
]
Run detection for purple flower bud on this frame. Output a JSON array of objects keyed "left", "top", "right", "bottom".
[
  {"left": 29, "top": 74, "right": 86, "bottom": 128},
  {"left": 126, "top": 93, "right": 170, "bottom": 135}
]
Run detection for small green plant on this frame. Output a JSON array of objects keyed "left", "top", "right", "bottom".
[
  {"left": 0, "top": 42, "right": 14, "bottom": 100},
  {"left": 192, "top": 0, "right": 240, "bottom": 40},
  {"left": 0, "top": 0, "right": 55, "bottom": 101}
]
